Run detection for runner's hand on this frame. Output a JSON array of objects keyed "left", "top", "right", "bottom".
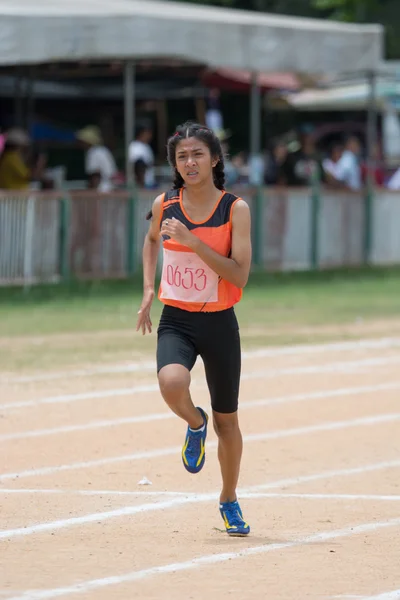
[
  {"left": 160, "top": 218, "right": 194, "bottom": 247},
  {"left": 136, "top": 289, "right": 154, "bottom": 335}
]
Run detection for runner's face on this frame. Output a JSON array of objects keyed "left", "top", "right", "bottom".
[{"left": 175, "top": 137, "right": 217, "bottom": 186}]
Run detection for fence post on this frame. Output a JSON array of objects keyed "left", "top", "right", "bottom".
[
  {"left": 59, "top": 195, "right": 70, "bottom": 280},
  {"left": 309, "top": 168, "right": 321, "bottom": 270},
  {"left": 363, "top": 186, "right": 373, "bottom": 265},
  {"left": 252, "top": 186, "right": 264, "bottom": 267},
  {"left": 364, "top": 69, "right": 377, "bottom": 266},
  {"left": 23, "top": 195, "right": 36, "bottom": 291},
  {"left": 126, "top": 187, "right": 137, "bottom": 276}
]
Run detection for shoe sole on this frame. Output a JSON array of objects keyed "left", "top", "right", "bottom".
[{"left": 184, "top": 460, "right": 205, "bottom": 474}]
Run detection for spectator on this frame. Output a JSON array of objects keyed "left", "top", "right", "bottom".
[
  {"left": 323, "top": 143, "right": 346, "bottom": 188},
  {"left": 265, "top": 140, "right": 288, "bottom": 185},
  {"left": 217, "top": 129, "right": 240, "bottom": 186},
  {"left": 277, "top": 131, "right": 323, "bottom": 187},
  {"left": 336, "top": 136, "right": 362, "bottom": 190},
  {"left": 0, "top": 128, "right": 46, "bottom": 190},
  {"left": 205, "top": 88, "right": 224, "bottom": 137},
  {"left": 361, "top": 142, "right": 385, "bottom": 187},
  {"left": 386, "top": 167, "right": 400, "bottom": 190},
  {"left": 76, "top": 126, "right": 117, "bottom": 193},
  {"left": 128, "top": 124, "right": 155, "bottom": 188}
]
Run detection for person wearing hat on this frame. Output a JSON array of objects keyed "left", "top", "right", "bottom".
[
  {"left": 0, "top": 128, "right": 46, "bottom": 191},
  {"left": 216, "top": 129, "right": 242, "bottom": 186},
  {"left": 76, "top": 126, "right": 117, "bottom": 193}
]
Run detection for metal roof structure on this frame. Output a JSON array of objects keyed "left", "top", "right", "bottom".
[{"left": 0, "top": 0, "right": 383, "bottom": 73}]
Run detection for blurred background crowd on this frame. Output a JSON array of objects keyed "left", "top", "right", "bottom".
[
  {"left": 2, "top": 83, "right": 400, "bottom": 194},
  {"left": 1, "top": 0, "right": 400, "bottom": 195}
]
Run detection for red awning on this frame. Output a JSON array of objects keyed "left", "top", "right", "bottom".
[{"left": 202, "top": 68, "right": 300, "bottom": 92}]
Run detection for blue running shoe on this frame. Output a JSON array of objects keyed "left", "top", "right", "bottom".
[
  {"left": 182, "top": 407, "right": 208, "bottom": 474},
  {"left": 219, "top": 500, "right": 250, "bottom": 536}
]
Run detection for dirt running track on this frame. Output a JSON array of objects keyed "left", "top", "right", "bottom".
[{"left": 1, "top": 337, "right": 400, "bottom": 600}]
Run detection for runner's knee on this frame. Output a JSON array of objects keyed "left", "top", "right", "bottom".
[
  {"left": 213, "top": 411, "right": 239, "bottom": 438},
  {"left": 158, "top": 364, "right": 190, "bottom": 402}
]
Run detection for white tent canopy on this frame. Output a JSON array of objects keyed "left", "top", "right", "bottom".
[
  {"left": 282, "top": 81, "right": 400, "bottom": 112},
  {"left": 0, "top": 0, "right": 383, "bottom": 73}
]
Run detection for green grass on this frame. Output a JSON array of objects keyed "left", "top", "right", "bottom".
[
  {"left": 1, "top": 267, "right": 400, "bottom": 372},
  {"left": 238, "top": 268, "right": 400, "bottom": 328},
  {"left": 1, "top": 267, "right": 399, "bottom": 336}
]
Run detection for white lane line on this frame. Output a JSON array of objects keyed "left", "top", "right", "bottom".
[
  {"left": 0, "top": 489, "right": 191, "bottom": 498},
  {"left": 1, "top": 380, "right": 399, "bottom": 443},
  {"left": 240, "top": 492, "right": 400, "bottom": 501},
  {"left": 1, "top": 354, "right": 399, "bottom": 412},
  {"left": 8, "top": 517, "right": 400, "bottom": 600},
  {"left": 2, "top": 454, "right": 400, "bottom": 540},
  {"left": 2, "top": 411, "right": 400, "bottom": 483},
  {"left": 244, "top": 413, "right": 400, "bottom": 442},
  {"left": 0, "top": 412, "right": 175, "bottom": 442},
  {"left": 0, "top": 361, "right": 157, "bottom": 384},
  {"left": 253, "top": 459, "right": 400, "bottom": 493},
  {"left": 2, "top": 489, "right": 400, "bottom": 503},
  {"left": 241, "top": 338, "right": 400, "bottom": 358},
  {"left": 361, "top": 590, "right": 400, "bottom": 599},
  {"left": 0, "top": 496, "right": 205, "bottom": 540},
  {"left": 0, "top": 383, "right": 159, "bottom": 412},
  {"left": 3, "top": 336, "right": 400, "bottom": 385}
]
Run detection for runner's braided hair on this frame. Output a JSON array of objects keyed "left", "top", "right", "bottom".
[{"left": 167, "top": 121, "right": 225, "bottom": 191}]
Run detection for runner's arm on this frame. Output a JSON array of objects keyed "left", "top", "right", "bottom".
[
  {"left": 142, "top": 195, "right": 163, "bottom": 292},
  {"left": 189, "top": 200, "right": 252, "bottom": 288}
]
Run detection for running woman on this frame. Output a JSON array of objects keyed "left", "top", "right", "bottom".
[{"left": 136, "top": 122, "right": 252, "bottom": 536}]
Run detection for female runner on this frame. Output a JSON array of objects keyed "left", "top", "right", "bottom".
[{"left": 137, "top": 122, "right": 252, "bottom": 536}]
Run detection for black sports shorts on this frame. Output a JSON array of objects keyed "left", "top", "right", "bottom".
[{"left": 157, "top": 305, "right": 241, "bottom": 414}]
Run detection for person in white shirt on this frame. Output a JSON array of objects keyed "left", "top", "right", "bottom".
[
  {"left": 336, "top": 136, "right": 362, "bottom": 190},
  {"left": 76, "top": 126, "right": 117, "bottom": 193},
  {"left": 128, "top": 125, "right": 155, "bottom": 188},
  {"left": 387, "top": 167, "right": 400, "bottom": 190},
  {"left": 323, "top": 143, "right": 345, "bottom": 186}
]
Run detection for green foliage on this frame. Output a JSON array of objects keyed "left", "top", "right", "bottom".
[
  {"left": 312, "top": 0, "right": 378, "bottom": 21},
  {"left": 311, "top": 0, "right": 400, "bottom": 58},
  {"left": 173, "top": 0, "right": 319, "bottom": 15}
]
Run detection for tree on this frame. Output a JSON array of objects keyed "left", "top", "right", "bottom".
[
  {"left": 173, "top": 0, "right": 320, "bottom": 16},
  {"left": 311, "top": 0, "right": 400, "bottom": 58},
  {"left": 311, "top": 0, "right": 379, "bottom": 21}
]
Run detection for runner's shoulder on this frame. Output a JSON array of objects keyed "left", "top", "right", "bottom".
[{"left": 146, "top": 193, "right": 165, "bottom": 222}]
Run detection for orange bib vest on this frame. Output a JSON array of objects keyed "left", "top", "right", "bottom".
[{"left": 158, "top": 187, "right": 242, "bottom": 312}]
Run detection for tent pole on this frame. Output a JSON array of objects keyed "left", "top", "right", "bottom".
[
  {"left": 366, "top": 70, "right": 378, "bottom": 188},
  {"left": 365, "top": 69, "right": 377, "bottom": 264},
  {"left": 156, "top": 99, "right": 168, "bottom": 164},
  {"left": 26, "top": 66, "right": 35, "bottom": 134},
  {"left": 14, "top": 68, "right": 24, "bottom": 128},
  {"left": 124, "top": 61, "right": 135, "bottom": 187},
  {"left": 250, "top": 72, "right": 261, "bottom": 162},
  {"left": 249, "top": 72, "right": 263, "bottom": 267}
]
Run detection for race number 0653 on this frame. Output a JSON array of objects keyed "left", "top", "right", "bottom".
[{"left": 166, "top": 265, "right": 206, "bottom": 291}]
